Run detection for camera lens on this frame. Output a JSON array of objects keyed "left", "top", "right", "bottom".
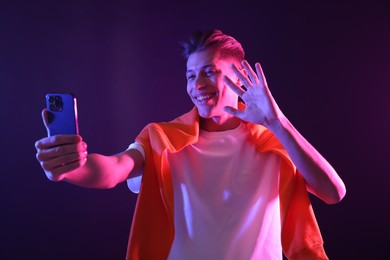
[
  {"left": 49, "top": 104, "right": 57, "bottom": 111},
  {"left": 49, "top": 95, "right": 63, "bottom": 112},
  {"left": 49, "top": 96, "right": 56, "bottom": 103}
]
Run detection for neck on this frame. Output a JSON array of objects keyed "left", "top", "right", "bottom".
[{"left": 199, "top": 115, "right": 241, "bottom": 132}]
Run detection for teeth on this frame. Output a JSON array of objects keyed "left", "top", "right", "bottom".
[{"left": 196, "top": 93, "right": 214, "bottom": 102}]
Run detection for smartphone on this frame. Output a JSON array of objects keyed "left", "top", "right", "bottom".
[{"left": 45, "top": 93, "right": 79, "bottom": 136}]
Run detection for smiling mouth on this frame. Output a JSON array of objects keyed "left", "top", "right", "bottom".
[{"left": 195, "top": 93, "right": 216, "bottom": 103}]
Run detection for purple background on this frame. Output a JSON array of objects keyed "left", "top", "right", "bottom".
[{"left": 1, "top": 0, "right": 389, "bottom": 259}]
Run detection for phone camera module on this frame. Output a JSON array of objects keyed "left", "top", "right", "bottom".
[{"left": 49, "top": 95, "right": 64, "bottom": 112}]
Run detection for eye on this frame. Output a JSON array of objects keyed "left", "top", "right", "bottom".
[
  {"left": 206, "top": 69, "right": 218, "bottom": 76},
  {"left": 186, "top": 74, "right": 195, "bottom": 80}
]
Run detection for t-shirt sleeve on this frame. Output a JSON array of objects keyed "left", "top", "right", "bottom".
[{"left": 126, "top": 142, "right": 145, "bottom": 194}]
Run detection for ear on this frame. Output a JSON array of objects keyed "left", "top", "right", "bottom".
[
  {"left": 235, "top": 78, "right": 241, "bottom": 85},
  {"left": 235, "top": 67, "right": 248, "bottom": 85},
  {"left": 241, "top": 67, "right": 248, "bottom": 77}
]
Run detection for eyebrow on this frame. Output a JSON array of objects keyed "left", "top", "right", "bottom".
[{"left": 186, "top": 64, "right": 215, "bottom": 74}]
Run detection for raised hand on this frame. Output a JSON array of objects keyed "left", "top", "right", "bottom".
[
  {"left": 224, "top": 60, "right": 346, "bottom": 204},
  {"left": 223, "top": 60, "right": 284, "bottom": 129}
]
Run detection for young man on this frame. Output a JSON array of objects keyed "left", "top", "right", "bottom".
[{"left": 35, "top": 30, "right": 346, "bottom": 259}]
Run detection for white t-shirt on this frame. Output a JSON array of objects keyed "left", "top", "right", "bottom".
[{"left": 128, "top": 123, "right": 283, "bottom": 260}]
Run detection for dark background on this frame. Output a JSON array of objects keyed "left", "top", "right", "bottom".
[{"left": 1, "top": 0, "right": 389, "bottom": 259}]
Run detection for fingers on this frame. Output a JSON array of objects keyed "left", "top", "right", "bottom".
[
  {"left": 35, "top": 134, "right": 87, "bottom": 180},
  {"left": 223, "top": 75, "right": 246, "bottom": 97},
  {"left": 254, "top": 62, "right": 268, "bottom": 88},
  {"left": 223, "top": 106, "right": 238, "bottom": 115},
  {"left": 36, "top": 139, "right": 86, "bottom": 161},
  {"left": 224, "top": 106, "right": 245, "bottom": 120},
  {"left": 43, "top": 157, "right": 88, "bottom": 181},
  {"left": 35, "top": 135, "right": 82, "bottom": 150},
  {"left": 241, "top": 60, "right": 261, "bottom": 87},
  {"left": 42, "top": 151, "right": 88, "bottom": 177},
  {"left": 230, "top": 63, "right": 253, "bottom": 88},
  {"left": 40, "top": 148, "right": 86, "bottom": 170},
  {"left": 230, "top": 60, "right": 267, "bottom": 89}
]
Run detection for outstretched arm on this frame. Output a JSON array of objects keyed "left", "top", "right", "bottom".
[
  {"left": 35, "top": 109, "right": 144, "bottom": 189},
  {"left": 224, "top": 60, "right": 346, "bottom": 204}
]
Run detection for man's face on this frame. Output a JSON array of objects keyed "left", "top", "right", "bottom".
[{"left": 186, "top": 48, "right": 239, "bottom": 120}]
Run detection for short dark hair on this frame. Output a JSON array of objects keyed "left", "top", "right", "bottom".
[{"left": 180, "top": 29, "right": 245, "bottom": 63}]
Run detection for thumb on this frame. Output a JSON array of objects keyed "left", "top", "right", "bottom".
[
  {"left": 41, "top": 108, "right": 51, "bottom": 136},
  {"left": 224, "top": 106, "right": 243, "bottom": 119}
]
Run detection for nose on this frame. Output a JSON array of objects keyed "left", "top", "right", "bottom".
[{"left": 194, "top": 75, "right": 207, "bottom": 90}]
